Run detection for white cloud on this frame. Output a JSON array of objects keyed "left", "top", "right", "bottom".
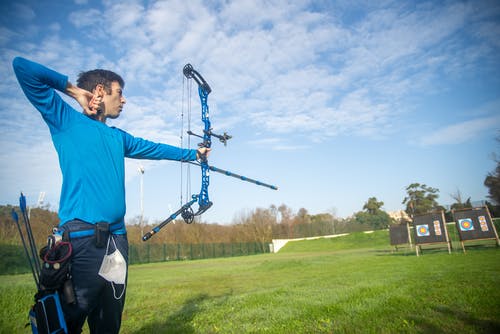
[
  {"left": 0, "top": 27, "right": 17, "bottom": 46},
  {"left": 248, "top": 137, "right": 309, "bottom": 151},
  {"left": 3, "top": 1, "right": 499, "bottom": 148},
  {"left": 418, "top": 115, "right": 500, "bottom": 147},
  {"left": 68, "top": 9, "right": 102, "bottom": 29},
  {"left": 0, "top": 138, "right": 61, "bottom": 207},
  {"left": 11, "top": 3, "right": 36, "bottom": 20},
  {"left": 53, "top": 0, "right": 499, "bottom": 148}
]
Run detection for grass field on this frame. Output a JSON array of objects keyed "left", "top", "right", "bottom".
[{"left": 1, "top": 230, "right": 499, "bottom": 333}]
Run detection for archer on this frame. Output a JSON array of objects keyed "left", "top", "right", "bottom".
[{"left": 12, "top": 57, "right": 209, "bottom": 334}]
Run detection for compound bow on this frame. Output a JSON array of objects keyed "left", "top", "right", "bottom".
[{"left": 142, "top": 64, "right": 277, "bottom": 241}]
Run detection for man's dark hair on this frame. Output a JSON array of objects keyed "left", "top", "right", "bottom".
[{"left": 77, "top": 69, "right": 125, "bottom": 93}]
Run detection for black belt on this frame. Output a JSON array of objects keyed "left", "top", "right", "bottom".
[{"left": 58, "top": 220, "right": 125, "bottom": 239}]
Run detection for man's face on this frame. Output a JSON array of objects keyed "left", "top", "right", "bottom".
[{"left": 102, "top": 81, "right": 126, "bottom": 119}]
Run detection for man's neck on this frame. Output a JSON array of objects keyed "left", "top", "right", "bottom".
[{"left": 86, "top": 112, "right": 107, "bottom": 123}]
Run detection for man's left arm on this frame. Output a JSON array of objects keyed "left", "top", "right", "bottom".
[{"left": 120, "top": 129, "right": 205, "bottom": 162}]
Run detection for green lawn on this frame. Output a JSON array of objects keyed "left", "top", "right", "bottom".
[{"left": 1, "top": 230, "right": 499, "bottom": 333}]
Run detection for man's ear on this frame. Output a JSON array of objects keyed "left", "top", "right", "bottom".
[{"left": 93, "top": 84, "right": 105, "bottom": 97}]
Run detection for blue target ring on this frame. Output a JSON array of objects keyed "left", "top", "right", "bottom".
[
  {"left": 459, "top": 218, "right": 474, "bottom": 231},
  {"left": 416, "top": 224, "right": 430, "bottom": 237}
]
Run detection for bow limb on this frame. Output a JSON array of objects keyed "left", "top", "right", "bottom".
[{"left": 142, "top": 196, "right": 198, "bottom": 241}]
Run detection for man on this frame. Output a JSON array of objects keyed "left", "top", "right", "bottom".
[{"left": 13, "top": 57, "right": 209, "bottom": 333}]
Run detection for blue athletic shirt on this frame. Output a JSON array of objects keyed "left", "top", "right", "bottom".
[{"left": 13, "top": 57, "right": 197, "bottom": 234}]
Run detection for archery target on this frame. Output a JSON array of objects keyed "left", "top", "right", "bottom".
[
  {"left": 453, "top": 207, "right": 497, "bottom": 241},
  {"left": 458, "top": 218, "right": 474, "bottom": 231},
  {"left": 416, "top": 224, "right": 430, "bottom": 237},
  {"left": 389, "top": 223, "right": 410, "bottom": 245},
  {"left": 412, "top": 212, "right": 450, "bottom": 255}
]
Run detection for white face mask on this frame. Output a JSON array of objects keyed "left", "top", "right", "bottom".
[{"left": 98, "top": 236, "right": 127, "bottom": 287}]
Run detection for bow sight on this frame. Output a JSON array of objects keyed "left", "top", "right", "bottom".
[{"left": 142, "top": 64, "right": 277, "bottom": 241}]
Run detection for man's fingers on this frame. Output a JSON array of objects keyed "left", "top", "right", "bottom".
[
  {"left": 197, "top": 147, "right": 211, "bottom": 161},
  {"left": 88, "top": 94, "right": 102, "bottom": 113}
]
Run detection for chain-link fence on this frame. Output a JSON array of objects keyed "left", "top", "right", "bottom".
[
  {"left": 128, "top": 242, "right": 270, "bottom": 264},
  {"left": 0, "top": 242, "right": 270, "bottom": 275}
]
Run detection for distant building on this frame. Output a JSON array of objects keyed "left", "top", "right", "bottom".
[{"left": 388, "top": 210, "right": 411, "bottom": 222}]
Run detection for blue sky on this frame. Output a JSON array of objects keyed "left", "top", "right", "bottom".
[{"left": 1, "top": 0, "right": 499, "bottom": 225}]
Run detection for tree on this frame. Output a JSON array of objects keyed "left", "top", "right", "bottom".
[
  {"left": 310, "top": 213, "right": 336, "bottom": 235},
  {"left": 484, "top": 160, "right": 500, "bottom": 205},
  {"left": 449, "top": 189, "right": 472, "bottom": 211},
  {"left": 294, "top": 208, "right": 311, "bottom": 225},
  {"left": 484, "top": 136, "right": 500, "bottom": 206},
  {"left": 402, "top": 183, "right": 440, "bottom": 216},
  {"left": 363, "top": 197, "right": 384, "bottom": 214},
  {"left": 235, "top": 207, "right": 275, "bottom": 250},
  {"left": 277, "top": 204, "right": 293, "bottom": 225},
  {"left": 354, "top": 197, "right": 393, "bottom": 230}
]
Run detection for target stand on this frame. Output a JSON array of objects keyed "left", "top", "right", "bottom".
[
  {"left": 452, "top": 206, "right": 500, "bottom": 253},
  {"left": 412, "top": 211, "right": 451, "bottom": 256},
  {"left": 389, "top": 223, "right": 412, "bottom": 253}
]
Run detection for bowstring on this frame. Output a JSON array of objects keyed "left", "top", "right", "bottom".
[
  {"left": 187, "top": 77, "right": 192, "bottom": 205},
  {"left": 181, "top": 72, "right": 193, "bottom": 208},
  {"left": 180, "top": 73, "right": 185, "bottom": 208}
]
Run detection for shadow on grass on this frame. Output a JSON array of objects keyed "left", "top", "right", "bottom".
[
  {"left": 407, "top": 305, "right": 500, "bottom": 334},
  {"left": 433, "top": 305, "right": 500, "bottom": 334},
  {"left": 134, "top": 294, "right": 209, "bottom": 334},
  {"left": 373, "top": 249, "right": 415, "bottom": 257}
]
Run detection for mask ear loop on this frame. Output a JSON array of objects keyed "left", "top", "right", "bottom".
[
  {"left": 109, "top": 235, "right": 126, "bottom": 300},
  {"left": 105, "top": 234, "right": 112, "bottom": 255}
]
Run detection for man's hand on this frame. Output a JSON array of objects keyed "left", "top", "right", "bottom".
[
  {"left": 196, "top": 147, "right": 211, "bottom": 162},
  {"left": 65, "top": 82, "right": 103, "bottom": 116}
]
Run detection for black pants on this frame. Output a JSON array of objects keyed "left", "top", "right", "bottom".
[{"left": 60, "top": 220, "right": 128, "bottom": 334}]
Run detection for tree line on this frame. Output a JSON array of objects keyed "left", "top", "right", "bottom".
[
  {"left": 1, "top": 153, "right": 499, "bottom": 246},
  {"left": 0, "top": 203, "right": 364, "bottom": 246}
]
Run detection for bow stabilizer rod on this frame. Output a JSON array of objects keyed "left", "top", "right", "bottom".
[
  {"left": 187, "top": 129, "right": 232, "bottom": 146},
  {"left": 187, "top": 161, "right": 278, "bottom": 190}
]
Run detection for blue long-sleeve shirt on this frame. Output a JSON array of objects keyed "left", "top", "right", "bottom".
[{"left": 13, "top": 57, "right": 197, "bottom": 233}]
